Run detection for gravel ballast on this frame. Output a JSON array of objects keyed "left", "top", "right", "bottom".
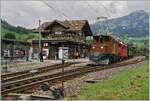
[{"left": 32, "top": 58, "right": 147, "bottom": 99}]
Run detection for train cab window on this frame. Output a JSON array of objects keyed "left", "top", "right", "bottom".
[
  {"left": 100, "top": 37, "right": 103, "bottom": 43},
  {"left": 94, "top": 36, "right": 110, "bottom": 43},
  {"left": 94, "top": 36, "right": 99, "bottom": 42},
  {"left": 104, "top": 36, "right": 110, "bottom": 42},
  {"left": 99, "top": 36, "right": 110, "bottom": 43}
]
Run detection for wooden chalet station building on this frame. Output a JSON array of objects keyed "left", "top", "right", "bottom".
[{"left": 32, "top": 20, "right": 92, "bottom": 60}]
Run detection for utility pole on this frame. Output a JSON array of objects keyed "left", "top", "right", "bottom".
[
  {"left": 61, "top": 59, "right": 65, "bottom": 97},
  {"left": 61, "top": 44, "right": 65, "bottom": 98},
  {"left": 39, "top": 20, "right": 42, "bottom": 62}
]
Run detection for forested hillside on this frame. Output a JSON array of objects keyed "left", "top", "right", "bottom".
[{"left": 1, "top": 20, "right": 38, "bottom": 41}]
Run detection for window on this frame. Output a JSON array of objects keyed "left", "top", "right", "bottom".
[
  {"left": 55, "top": 31, "right": 62, "bottom": 34},
  {"left": 79, "top": 32, "right": 82, "bottom": 36},
  {"left": 43, "top": 43, "right": 48, "bottom": 47},
  {"left": 3, "top": 49, "right": 10, "bottom": 57}
]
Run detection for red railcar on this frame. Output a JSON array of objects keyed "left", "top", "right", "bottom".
[{"left": 118, "top": 42, "right": 127, "bottom": 60}]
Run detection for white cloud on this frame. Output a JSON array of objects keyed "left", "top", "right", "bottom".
[{"left": 1, "top": 1, "right": 150, "bottom": 28}]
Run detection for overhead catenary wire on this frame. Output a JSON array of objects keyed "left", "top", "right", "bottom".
[
  {"left": 42, "top": 1, "right": 113, "bottom": 36},
  {"left": 42, "top": 1, "right": 94, "bottom": 23},
  {"left": 59, "top": 1, "right": 78, "bottom": 20},
  {"left": 54, "top": 1, "right": 72, "bottom": 20},
  {"left": 70, "top": 2, "right": 88, "bottom": 20},
  {"left": 86, "top": 1, "right": 102, "bottom": 34},
  {"left": 95, "top": 1, "right": 124, "bottom": 39},
  {"left": 89, "top": 1, "right": 115, "bottom": 35},
  {"left": 101, "top": 4, "right": 123, "bottom": 39},
  {"left": 42, "top": 1, "right": 70, "bottom": 20},
  {"left": 85, "top": 1, "right": 110, "bottom": 36},
  {"left": 96, "top": 1, "right": 115, "bottom": 16}
]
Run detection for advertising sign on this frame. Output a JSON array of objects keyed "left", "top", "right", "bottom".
[{"left": 58, "top": 47, "right": 69, "bottom": 60}]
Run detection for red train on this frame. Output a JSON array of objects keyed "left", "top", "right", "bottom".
[{"left": 89, "top": 35, "right": 133, "bottom": 65}]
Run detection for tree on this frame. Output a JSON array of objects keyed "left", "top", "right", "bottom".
[
  {"left": 3, "top": 32, "right": 16, "bottom": 39},
  {"left": 1, "top": 20, "right": 30, "bottom": 34},
  {"left": 85, "top": 36, "right": 93, "bottom": 44}
]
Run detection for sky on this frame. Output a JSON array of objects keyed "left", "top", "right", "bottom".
[{"left": 1, "top": 0, "right": 150, "bottom": 29}]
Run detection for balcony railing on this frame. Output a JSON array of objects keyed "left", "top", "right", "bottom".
[{"left": 43, "top": 34, "right": 82, "bottom": 43}]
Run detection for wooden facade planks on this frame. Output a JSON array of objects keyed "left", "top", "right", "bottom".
[{"left": 32, "top": 20, "right": 92, "bottom": 60}]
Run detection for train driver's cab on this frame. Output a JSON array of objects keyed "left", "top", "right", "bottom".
[{"left": 93, "top": 35, "right": 111, "bottom": 43}]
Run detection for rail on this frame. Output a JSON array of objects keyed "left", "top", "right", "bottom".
[
  {"left": 2, "top": 57, "right": 145, "bottom": 95},
  {"left": 2, "top": 62, "right": 73, "bottom": 83}
]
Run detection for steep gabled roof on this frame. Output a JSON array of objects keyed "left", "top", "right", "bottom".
[
  {"left": 33, "top": 20, "right": 89, "bottom": 32},
  {"left": 50, "top": 20, "right": 70, "bottom": 29},
  {"left": 32, "top": 22, "right": 52, "bottom": 32},
  {"left": 68, "top": 20, "right": 87, "bottom": 31}
]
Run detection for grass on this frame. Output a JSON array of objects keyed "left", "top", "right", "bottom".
[{"left": 78, "top": 62, "right": 149, "bottom": 100}]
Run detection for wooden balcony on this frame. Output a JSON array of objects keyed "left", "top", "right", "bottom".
[{"left": 42, "top": 34, "right": 83, "bottom": 43}]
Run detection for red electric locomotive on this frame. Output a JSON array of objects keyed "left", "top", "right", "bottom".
[{"left": 89, "top": 35, "right": 128, "bottom": 65}]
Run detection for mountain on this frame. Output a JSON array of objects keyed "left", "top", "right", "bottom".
[{"left": 91, "top": 10, "right": 149, "bottom": 38}]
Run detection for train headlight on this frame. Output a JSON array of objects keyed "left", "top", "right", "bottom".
[
  {"left": 120, "top": 42, "right": 123, "bottom": 44},
  {"left": 101, "top": 46, "right": 104, "bottom": 49},
  {"left": 92, "top": 46, "right": 95, "bottom": 49}
]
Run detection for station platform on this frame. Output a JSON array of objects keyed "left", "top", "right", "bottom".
[{"left": 1, "top": 58, "right": 90, "bottom": 73}]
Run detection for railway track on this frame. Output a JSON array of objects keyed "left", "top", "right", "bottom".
[
  {"left": 2, "top": 63, "right": 69, "bottom": 78},
  {"left": 2, "top": 57, "right": 145, "bottom": 96},
  {"left": 2, "top": 62, "right": 73, "bottom": 83}
]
